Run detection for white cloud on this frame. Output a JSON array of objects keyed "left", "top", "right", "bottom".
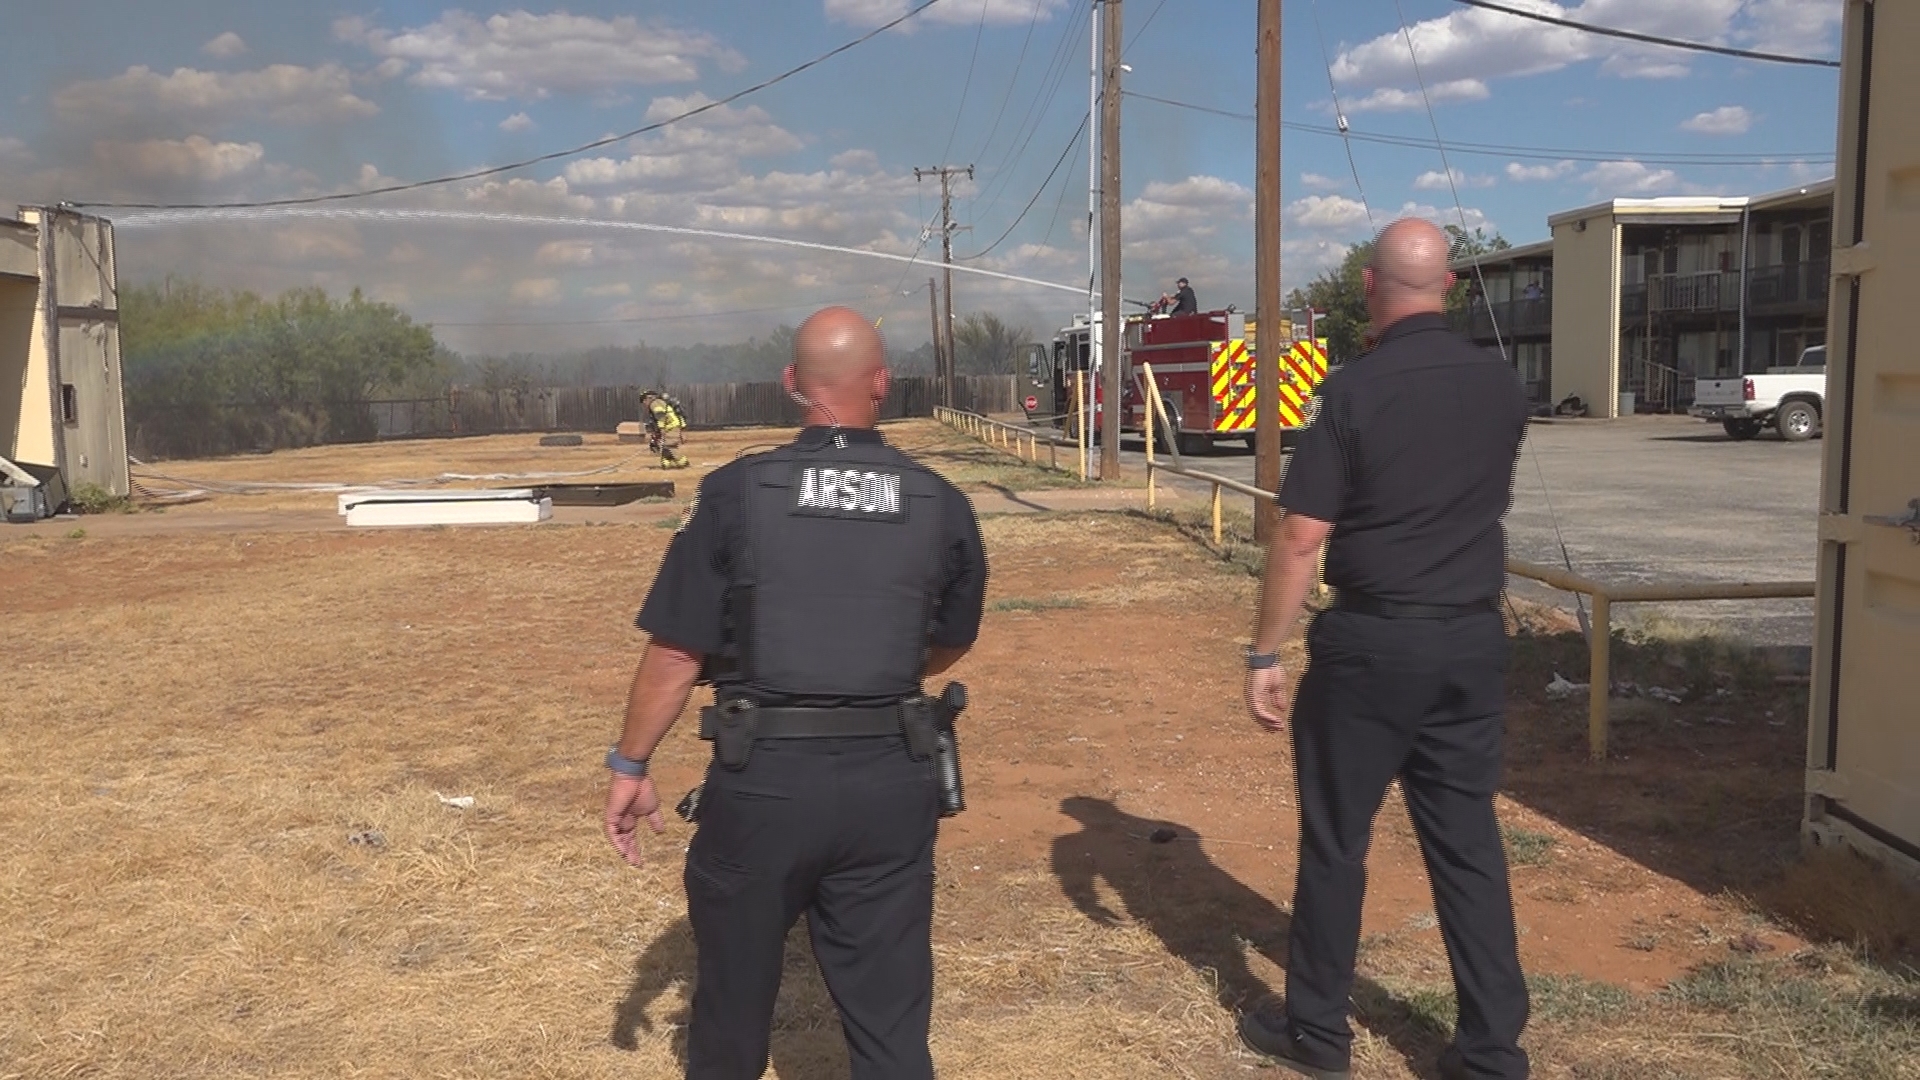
[
  {"left": 337, "top": 10, "right": 744, "bottom": 101},
  {"left": 1413, "top": 167, "right": 1496, "bottom": 191},
  {"left": 534, "top": 240, "right": 598, "bottom": 267},
  {"left": 1287, "top": 195, "right": 1372, "bottom": 231},
  {"left": 1299, "top": 172, "right": 1345, "bottom": 192},
  {"left": 831, "top": 148, "right": 881, "bottom": 171},
  {"left": 1392, "top": 201, "right": 1497, "bottom": 237},
  {"left": 586, "top": 282, "right": 633, "bottom": 297},
  {"left": 91, "top": 136, "right": 265, "bottom": 181},
  {"left": 1741, "top": 0, "right": 1844, "bottom": 54},
  {"left": 54, "top": 64, "right": 378, "bottom": 126},
  {"left": 1506, "top": 160, "right": 1577, "bottom": 182},
  {"left": 1583, "top": 160, "right": 1682, "bottom": 195},
  {"left": 565, "top": 95, "right": 804, "bottom": 189},
  {"left": 1344, "top": 79, "right": 1490, "bottom": 113},
  {"left": 0, "top": 137, "right": 31, "bottom": 162},
  {"left": 499, "top": 111, "right": 535, "bottom": 133},
  {"left": 1330, "top": 1, "right": 1749, "bottom": 101},
  {"left": 1681, "top": 105, "right": 1753, "bottom": 136},
  {"left": 272, "top": 225, "right": 363, "bottom": 262},
  {"left": 202, "top": 32, "right": 248, "bottom": 58},
  {"left": 510, "top": 278, "right": 563, "bottom": 303},
  {"left": 826, "top": 0, "right": 1068, "bottom": 29}
]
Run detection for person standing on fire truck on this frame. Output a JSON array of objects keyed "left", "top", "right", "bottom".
[
  {"left": 1172, "top": 277, "right": 1197, "bottom": 315},
  {"left": 1239, "top": 217, "right": 1533, "bottom": 1080}
]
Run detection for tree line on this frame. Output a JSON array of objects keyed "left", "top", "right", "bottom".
[
  {"left": 120, "top": 281, "right": 1036, "bottom": 458},
  {"left": 1286, "top": 225, "right": 1509, "bottom": 362}
]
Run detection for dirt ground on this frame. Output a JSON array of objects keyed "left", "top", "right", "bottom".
[{"left": 2, "top": 422, "right": 1915, "bottom": 1079}]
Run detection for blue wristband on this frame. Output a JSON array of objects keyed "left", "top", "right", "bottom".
[
  {"left": 605, "top": 746, "right": 650, "bottom": 777},
  {"left": 1246, "top": 648, "right": 1280, "bottom": 670}
]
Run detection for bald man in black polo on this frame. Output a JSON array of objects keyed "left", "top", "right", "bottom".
[{"left": 1239, "top": 219, "right": 1533, "bottom": 1080}]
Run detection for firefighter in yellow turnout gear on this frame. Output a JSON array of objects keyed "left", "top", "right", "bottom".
[{"left": 640, "top": 391, "right": 690, "bottom": 469}]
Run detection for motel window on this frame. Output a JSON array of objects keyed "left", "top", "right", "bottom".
[{"left": 61, "top": 384, "right": 78, "bottom": 425}]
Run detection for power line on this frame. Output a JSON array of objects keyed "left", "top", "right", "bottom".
[
  {"left": 940, "top": 0, "right": 993, "bottom": 167},
  {"left": 961, "top": 111, "right": 1088, "bottom": 260},
  {"left": 1308, "top": 0, "right": 1374, "bottom": 228},
  {"left": 967, "top": 1, "right": 1089, "bottom": 221},
  {"left": 1399, "top": 0, "right": 1589, "bottom": 632},
  {"left": 1449, "top": 0, "right": 1841, "bottom": 69},
  {"left": 1122, "top": 90, "right": 1836, "bottom": 166},
  {"left": 68, "top": 0, "right": 951, "bottom": 211},
  {"left": 968, "top": 0, "right": 1050, "bottom": 166}
]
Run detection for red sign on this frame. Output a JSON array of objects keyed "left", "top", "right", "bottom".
[{"left": 1024, "top": 395, "right": 1039, "bottom": 411}]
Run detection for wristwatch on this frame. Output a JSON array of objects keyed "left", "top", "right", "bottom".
[
  {"left": 605, "top": 746, "right": 650, "bottom": 777},
  {"left": 1245, "top": 646, "right": 1280, "bottom": 670}
]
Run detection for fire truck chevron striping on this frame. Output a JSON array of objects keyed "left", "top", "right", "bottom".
[
  {"left": 1025, "top": 307, "right": 1332, "bottom": 455},
  {"left": 1210, "top": 335, "right": 1329, "bottom": 433}
]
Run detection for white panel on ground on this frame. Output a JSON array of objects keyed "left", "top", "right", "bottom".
[{"left": 338, "top": 489, "right": 551, "bottom": 528}]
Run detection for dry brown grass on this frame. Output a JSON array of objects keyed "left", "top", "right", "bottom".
[{"left": 4, "top": 432, "right": 1917, "bottom": 1079}]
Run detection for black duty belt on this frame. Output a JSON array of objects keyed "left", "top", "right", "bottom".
[
  {"left": 698, "top": 702, "right": 905, "bottom": 740},
  {"left": 1332, "top": 591, "right": 1499, "bottom": 619}
]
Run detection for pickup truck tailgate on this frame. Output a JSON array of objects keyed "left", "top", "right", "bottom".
[{"left": 1694, "top": 377, "right": 1747, "bottom": 407}]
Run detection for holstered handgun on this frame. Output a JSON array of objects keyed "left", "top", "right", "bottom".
[
  {"left": 703, "top": 698, "right": 761, "bottom": 771},
  {"left": 933, "top": 682, "right": 968, "bottom": 818}
]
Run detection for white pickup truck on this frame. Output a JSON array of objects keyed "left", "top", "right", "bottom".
[{"left": 1691, "top": 345, "right": 1827, "bottom": 441}]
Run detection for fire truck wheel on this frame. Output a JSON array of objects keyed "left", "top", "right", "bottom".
[{"left": 1178, "top": 433, "right": 1211, "bottom": 456}]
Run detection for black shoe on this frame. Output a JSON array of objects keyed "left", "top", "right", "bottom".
[
  {"left": 1438, "top": 1046, "right": 1470, "bottom": 1080},
  {"left": 1236, "top": 1011, "right": 1351, "bottom": 1079}
]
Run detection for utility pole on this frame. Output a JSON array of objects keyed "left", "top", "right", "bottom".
[
  {"left": 915, "top": 164, "right": 973, "bottom": 408},
  {"left": 1099, "top": 0, "right": 1124, "bottom": 479},
  {"left": 926, "top": 276, "right": 945, "bottom": 389},
  {"left": 1254, "top": 0, "right": 1283, "bottom": 542}
]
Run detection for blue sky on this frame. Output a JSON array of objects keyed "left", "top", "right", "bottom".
[{"left": 0, "top": 0, "right": 1844, "bottom": 354}]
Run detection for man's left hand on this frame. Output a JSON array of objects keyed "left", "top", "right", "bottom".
[
  {"left": 1245, "top": 664, "right": 1294, "bottom": 733},
  {"left": 604, "top": 773, "right": 667, "bottom": 867}
]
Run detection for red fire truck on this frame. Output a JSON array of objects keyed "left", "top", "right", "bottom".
[{"left": 1022, "top": 308, "right": 1331, "bottom": 455}]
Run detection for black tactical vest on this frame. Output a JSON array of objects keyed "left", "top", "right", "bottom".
[{"left": 732, "top": 434, "right": 945, "bottom": 700}]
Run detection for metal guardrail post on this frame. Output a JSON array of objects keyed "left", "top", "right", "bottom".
[{"left": 1589, "top": 593, "right": 1611, "bottom": 763}]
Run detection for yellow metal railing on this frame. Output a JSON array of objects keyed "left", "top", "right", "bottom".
[
  {"left": 945, "top": 376, "right": 1814, "bottom": 764},
  {"left": 932, "top": 406, "right": 1076, "bottom": 475},
  {"left": 1503, "top": 560, "right": 1815, "bottom": 762}
]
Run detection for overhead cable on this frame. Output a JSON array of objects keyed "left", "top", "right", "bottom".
[
  {"left": 940, "top": 0, "right": 993, "bottom": 166},
  {"left": 961, "top": 111, "right": 1089, "bottom": 260},
  {"left": 1308, "top": 0, "right": 1375, "bottom": 227},
  {"left": 1122, "top": 91, "right": 1835, "bottom": 166},
  {"left": 1449, "top": 0, "right": 1841, "bottom": 69},
  {"left": 67, "top": 0, "right": 952, "bottom": 210}
]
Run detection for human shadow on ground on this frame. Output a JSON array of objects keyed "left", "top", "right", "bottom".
[
  {"left": 1050, "top": 796, "right": 1449, "bottom": 1076},
  {"left": 611, "top": 916, "right": 850, "bottom": 1080}
]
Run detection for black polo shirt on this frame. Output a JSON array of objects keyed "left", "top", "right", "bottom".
[
  {"left": 636, "top": 426, "right": 989, "bottom": 690},
  {"left": 1276, "top": 312, "right": 1529, "bottom": 607}
]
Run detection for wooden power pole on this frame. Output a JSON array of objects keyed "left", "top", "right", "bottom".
[
  {"left": 916, "top": 164, "right": 973, "bottom": 408},
  {"left": 1254, "top": 0, "right": 1283, "bottom": 541},
  {"left": 1098, "top": 0, "right": 1124, "bottom": 480},
  {"left": 926, "top": 276, "right": 944, "bottom": 387}
]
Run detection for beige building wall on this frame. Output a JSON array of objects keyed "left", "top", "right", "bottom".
[
  {"left": 5, "top": 208, "right": 129, "bottom": 496},
  {"left": 1548, "top": 214, "right": 1622, "bottom": 417},
  {"left": 0, "top": 275, "right": 39, "bottom": 463},
  {"left": 1805, "top": 0, "right": 1920, "bottom": 877}
]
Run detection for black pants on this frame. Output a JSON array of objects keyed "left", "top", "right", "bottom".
[
  {"left": 684, "top": 736, "right": 941, "bottom": 1080},
  {"left": 1285, "top": 609, "right": 1530, "bottom": 1079}
]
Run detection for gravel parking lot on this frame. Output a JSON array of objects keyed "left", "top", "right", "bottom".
[{"left": 1114, "top": 415, "right": 1824, "bottom": 647}]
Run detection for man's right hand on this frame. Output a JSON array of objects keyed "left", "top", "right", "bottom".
[{"left": 604, "top": 773, "right": 667, "bottom": 867}]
